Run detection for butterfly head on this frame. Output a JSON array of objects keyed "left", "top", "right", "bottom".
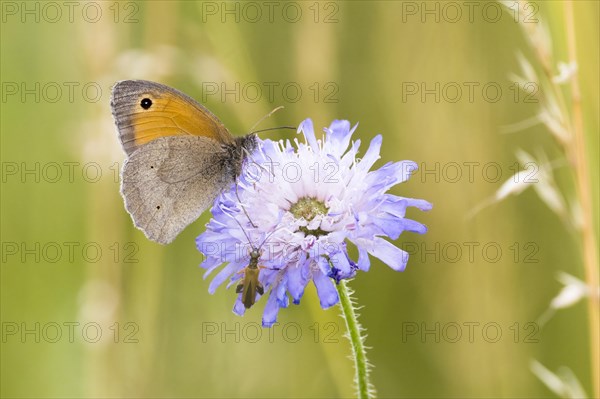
[
  {"left": 226, "top": 134, "right": 259, "bottom": 177},
  {"left": 238, "top": 133, "right": 259, "bottom": 155}
]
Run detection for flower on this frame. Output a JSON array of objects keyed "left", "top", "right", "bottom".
[{"left": 196, "top": 119, "right": 432, "bottom": 327}]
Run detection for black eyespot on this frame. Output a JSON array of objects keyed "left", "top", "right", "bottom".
[
  {"left": 156, "top": 205, "right": 160, "bottom": 210},
  {"left": 140, "top": 98, "right": 152, "bottom": 109},
  {"left": 150, "top": 165, "right": 154, "bottom": 169}
]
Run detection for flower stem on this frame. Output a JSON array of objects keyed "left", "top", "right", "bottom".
[
  {"left": 564, "top": 2, "right": 600, "bottom": 398},
  {"left": 336, "top": 280, "right": 373, "bottom": 399}
]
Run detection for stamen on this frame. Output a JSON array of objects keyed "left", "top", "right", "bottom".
[{"left": 289, "top": 197, "right": 329, "bottom": 237}]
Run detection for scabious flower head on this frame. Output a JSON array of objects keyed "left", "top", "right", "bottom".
[{"left": 196, "top": 119, "right": 432, "bottom": 327}]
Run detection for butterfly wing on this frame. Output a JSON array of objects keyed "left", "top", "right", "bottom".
[
  {"left": 120, "top": 135, "right": 232, "bottom": 244},
  {"left": 111, "top": 80, "right": 234, "bottom": 156}
]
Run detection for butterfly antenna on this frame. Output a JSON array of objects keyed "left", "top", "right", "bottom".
[
  {"left": 250, "top": 126, "right": 296, "bottom": 135},
  {"left": 249, "top": 106, "right": 285, "bottom": 133}
]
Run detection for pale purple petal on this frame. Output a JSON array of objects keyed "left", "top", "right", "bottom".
[
  {"left": 357, "top": 246, "right": 371, "bottom": 271},
  {"left": 233, "top": 298, "right": 246, "bottom": 316},
  {"left": 330, "top": 250, "right": 351, "bottom": 276},
  {"left": 262, "top": 289, "right": 282, "bottom": 327},
  {"left": 313, "top": 271, "right": 339, "bottom": 308},
  {"left": 366, "top": 238, "right": 410, "bottom": 271},
  {"left": 208, "top": 262, "right": 240, "bottom": 294},
  {"left": 357, "top": 134, "right": 382, "bottom": 172},
  {"left": 199, "top": 256, "right": 223, "bottom": 279},
  {"left": 298, "top": 118, "right": 319, "bottom": 152},
  {"left": 287, "top": 262, "right": 307, "bottom": 303},
  {"left": 325, "top": 120, "right": 353, "bottom": 154}
]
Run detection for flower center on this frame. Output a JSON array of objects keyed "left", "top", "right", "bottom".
[{"left": 289, "top": 197, "right": 329, "bottom": 237}]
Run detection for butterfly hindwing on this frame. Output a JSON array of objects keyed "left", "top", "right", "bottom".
[{"left": 120, "top": 135, "right": 231, "bottom": 244}]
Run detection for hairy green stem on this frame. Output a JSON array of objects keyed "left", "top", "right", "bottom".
[{"left": 336, "top": 280, "right": 373, "bottom": 399}]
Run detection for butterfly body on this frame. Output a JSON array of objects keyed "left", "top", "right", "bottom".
[
  {"left": 111, "top": 80, "right": 257, "bottom": 244},
  {"left": 223, "top": 134, "right": 259, "bottom": 180}
]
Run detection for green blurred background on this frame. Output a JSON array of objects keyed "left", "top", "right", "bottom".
[{"left": 1, "top": 1, "right": 598, "bottom": 398}]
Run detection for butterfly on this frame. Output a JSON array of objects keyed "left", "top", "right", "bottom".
[{"left": 111, "top": 80, "right": 257, "bottom": 244}]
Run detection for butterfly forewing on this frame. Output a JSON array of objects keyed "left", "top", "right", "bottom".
[{"left": 111, "top": 80, "right": 234, "bottom": 156}]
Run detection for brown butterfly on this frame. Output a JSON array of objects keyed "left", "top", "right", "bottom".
[{"left": 110, "top": 80, "right": 257, "bottom": 244}]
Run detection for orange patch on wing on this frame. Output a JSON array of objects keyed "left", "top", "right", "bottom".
[{"left": 130, "top": 95, "right": 227, "bottom": 148}]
